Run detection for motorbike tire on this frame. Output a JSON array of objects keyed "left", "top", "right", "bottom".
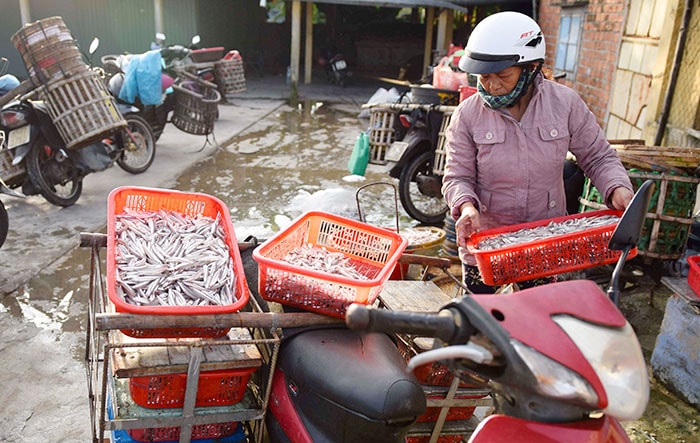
[
  {"left": 398, "top": 150, "right": 449, "bottom": 225},
  {"left": 0, "top": 201, "right": 8, "bottom": 248},
  {"left": 116, "top": 115, "right": 156, "bottom": 174},
  {"left": 26, "top": 134, "right": 82, "bottom": 207}
]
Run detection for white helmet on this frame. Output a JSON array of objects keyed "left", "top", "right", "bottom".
[{"left": 459, "top": 12, "right": 545, "bottom": 74}]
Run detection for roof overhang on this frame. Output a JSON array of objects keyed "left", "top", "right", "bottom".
[{"left": 292, "top": 0, "right": 530, "bottom": 13}]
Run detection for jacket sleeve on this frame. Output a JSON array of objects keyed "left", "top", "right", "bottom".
[
  {"left": 565, "top": 92, "right": 632, "bottom": 207},
  {"left": 441, "top": 103, "right": 481, "bottom": 219}
]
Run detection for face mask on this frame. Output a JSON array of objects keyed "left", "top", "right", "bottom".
[{"left": 478, "top": 68, "right": 535, "bottom": 109}]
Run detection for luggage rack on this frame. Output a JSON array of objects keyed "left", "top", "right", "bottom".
[{"left": 81, "top": 232, "right": 338, "bottom": 443}]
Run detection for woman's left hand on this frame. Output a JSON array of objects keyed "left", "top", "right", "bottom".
[{"left": 611, "top": 187, "right": 634, "bottom": 211}]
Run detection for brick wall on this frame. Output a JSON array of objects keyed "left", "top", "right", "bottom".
[{"left": 538, "top": 0, "right": 626, "bottom": 128}]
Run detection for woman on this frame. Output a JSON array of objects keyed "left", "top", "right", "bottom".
[{"left": 442, "top": 11, "right": 634, "bottom": 293}]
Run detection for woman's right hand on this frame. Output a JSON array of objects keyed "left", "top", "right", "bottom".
[{"left": 456, "top": 202, "right": 480, "bottom": 247}]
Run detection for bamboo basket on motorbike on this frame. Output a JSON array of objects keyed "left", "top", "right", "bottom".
[{"left": 171, "top": 71, "right": 221, "bottom": 136}]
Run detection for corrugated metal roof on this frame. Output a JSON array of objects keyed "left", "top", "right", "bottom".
[{"left": 290, "top": 0, "right": 529, "bottom": 13}]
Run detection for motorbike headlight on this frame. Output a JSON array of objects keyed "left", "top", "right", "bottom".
[
  {"left": 0, "top": 109, "right": 28, "bottom": 129},
  {"left": 553, "top": 314, "right": 649, "bottom": 420},
  {"left": 511, "top": 339, "right": 600, "bottom": 408}
]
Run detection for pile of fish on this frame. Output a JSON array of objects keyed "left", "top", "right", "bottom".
[
  {"left": 476, "top": 214, "right": 620, "bottom": 251},
  {"left": 114, "top": 208, "right": 237, "bottom": 307},
  {"left": 282, "top": 244, "right": 369, "bottom": 280}
]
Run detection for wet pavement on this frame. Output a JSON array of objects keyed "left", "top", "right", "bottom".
[{"left": 0, "top": 73, "right": 411, "bottom": 442}]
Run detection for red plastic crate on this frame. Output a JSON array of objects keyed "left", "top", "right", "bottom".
[
  {"left": 190, "top": 46, "right": 225, "bottom": 63},
  {"left": 106, "top": 186, "right": 250, "bottom": 338},
  {"left": 252, "top": 211, "right": 407, "bottom": 318},
  {"left": 129, "top": 366, "right": 257, "bottom": 409},
  {"left": 687, "top": 256, "right": 700, "bottom": 296},
  {"left": 407, "top": 435, "right": 463, "bottom": 443},
  {"left": 129, "top": 421, "right": 239, "bottom": 442},
  {"left": 466, "top": 209, "right": 633, "bottom": 286}
]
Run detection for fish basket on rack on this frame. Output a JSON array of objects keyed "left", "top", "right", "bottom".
[
  {"left": 466, "top": 209, "right": 629, "bottom": 286},
  {"left": 252, "top": 211, "right": 407, "bottom": 318},
  {"left": 106, "top": 186, "right": 250, "bottom": 338},
  {"left": 171, "top": 77, "right": 221, "bottom": 135},
  {"left": 214, "top": 58, "right": 246, "bottom": 95},
  {"left": 37, "top": 69, "right": 126, "bottom": 150},
  {"left": 579, "top": 171, "right": 700, "bottom": 261},
  {"left": 432, "top": 110, "right": 455, "bottom": 175},
  {"left": 11, "top": 16, "right": 87, "bottom": 84},
  {"left": 368, "top": 107, "right": 397, "bottom": 165}
]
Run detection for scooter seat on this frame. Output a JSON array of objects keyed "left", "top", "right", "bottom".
[{"left": 279, "top": 327, "right": 426, "bottom": 421}]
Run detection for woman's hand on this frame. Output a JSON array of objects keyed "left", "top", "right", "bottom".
[
  {"left": 456, "top": 202, "right": 480, "bottom": 247},
  {"left": 610, "top": 186, "right": 634, "bottom": 211}
]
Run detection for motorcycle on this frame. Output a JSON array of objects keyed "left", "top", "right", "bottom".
[
  {"left": 249, "top": 179, "right": 653, "bottom": 442},
  {"left": 385, "top": 106, "right": 586, "bottom": 225},
  {"left": 385, "top": 106, "right": 449, "bottom": 225},
  {"left": 345, "top": 180, "right": 654, "bottom": 442},
  {"left": 319, "top": 47, "right": 351, "bottom": 87},
  {"left": 0, "top": 41, "right": 156, "bottom": 207}
]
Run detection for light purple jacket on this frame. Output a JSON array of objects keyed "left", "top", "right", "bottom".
[{"left": 442, "top": 74, "right": 632, "bottom": 265}]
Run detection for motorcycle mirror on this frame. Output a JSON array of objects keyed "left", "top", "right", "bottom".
[
  {"left": 608, "top": 179, "right": 654, "bottom": 251},
  {"left": 89, "top": 38, "right": 100, "bottom": 55},
  {"left": 156, "top": 32, "right": 166, "bottom": 42},
  {"left": 191, "top": 35, "right": 201, "bottom": 45},
  {"left": 0, "top": 57, "right": 8, "bottom": 76}
]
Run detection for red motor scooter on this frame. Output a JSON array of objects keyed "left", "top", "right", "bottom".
[{"left": 346, "top": 180, "right": 655, "bottom": 442}]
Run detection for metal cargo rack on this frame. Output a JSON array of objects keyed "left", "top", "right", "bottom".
[{"left": 80, "top": 232, "right": 339, "bottom": 443}]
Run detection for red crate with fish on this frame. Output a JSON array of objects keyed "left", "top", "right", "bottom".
[
  {"left": 252, "top": 211, "right": 407, "bottom": 318},
  {"left": 466, "top": 209, "right": 632, "bottom": 286},
  {"left": 106, "top": 186, "right": 250, "bottom": 338}
]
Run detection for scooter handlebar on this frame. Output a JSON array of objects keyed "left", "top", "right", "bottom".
[{"left": 345, "top": 304, "right": 460, "bottom": 343}]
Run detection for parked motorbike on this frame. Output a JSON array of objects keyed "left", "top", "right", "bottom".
[
  {"left": 0, "top": 41, "right": 156, "bottom": 207},
  {"left": 319, "top": 47, "right": 351, "bottom": 87},
  {"left": 385, "top": 107, "right": 449, "bottom": 225},
  {"left": 345, "top": 180, "right": 654, "bottom": 442},
  {"left": 0, "top": 137, "right": 24, "bottom": 249}
]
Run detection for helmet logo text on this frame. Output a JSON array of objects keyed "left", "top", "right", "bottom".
[{"left": 520, "top": 30, "right": 535, "bottom": 39}]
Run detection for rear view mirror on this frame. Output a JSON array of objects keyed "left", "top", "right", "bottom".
[{"left": 608, "top": 180, "right": 655, "bottom": 251}]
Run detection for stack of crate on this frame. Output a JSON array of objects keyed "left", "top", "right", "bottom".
[{"left": 106, "top": 328, "right": 262, "bottom": 443}]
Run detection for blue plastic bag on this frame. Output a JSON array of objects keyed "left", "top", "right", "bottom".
[{"left": 118, "top": 50, "right": 164, "bottom": 106}]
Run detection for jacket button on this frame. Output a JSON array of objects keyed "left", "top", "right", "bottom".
[
  {"left": 550, "top": 129, "right": 558, "bottom": 137},
  {"left": 485, "top": 132, "right": 493, "bottom": 140},
  {"left": 549, "top": 200, "right": 556, "bottom": 208}
]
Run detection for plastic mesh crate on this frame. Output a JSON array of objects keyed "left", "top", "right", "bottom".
[
  {"left": 129, "top": 421, "right": 240, "bottom": 442},
  {"left": 128, "top": 366, "right": 257, "bottom": 409},
  {"left": 252, "top": 211, "right": 407, "bottom": 318},
  {"left": 106, "top": 186, "right": 250, "bottom": 338},
  {"left": 466, "top": 209, "right": 630, "bottom": 286},
  {"left": 688, "top": 256, "right": 700, "bottom": 297}
]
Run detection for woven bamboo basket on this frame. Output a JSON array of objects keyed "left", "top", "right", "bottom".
[
  {"left": 214, "top": 58, "right": 246, "bottom": 95},
  {"left": 368, "top": 107, "right": 397, "bottom": 165},
  {"left": 432, "top": 110, "right": 454, "bottom": 175},
  {"left": 11, "top": 16, "right": 87, "bottom": 84},
  {"left": 172, "top": 79, "right": 221, "bottom": 136},
  {"left": 38, "top": 70, "right": 126, "bottom": 150},
  {"left": 0, "top": 148, "right": 26, "bottom": 187}
]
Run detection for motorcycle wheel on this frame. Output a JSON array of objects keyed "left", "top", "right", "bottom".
[
  {"left": 26, "top": 134, "right": 82, "bottom": 207},
  {"left": 116, "top": 115, "right": 156, "bottom": 174},
  {"left": 0, "top": 200, "right": 8, "bottom": 248},
  {"left": 398, "top": 150, "right": 449, "bottom": 225}
]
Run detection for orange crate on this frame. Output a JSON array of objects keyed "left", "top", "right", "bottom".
[
  {"left": 687, "top": 256, "right": 700, "bottom": 296},
  {"left": 106, "top": 186, "right": 250, "bottom": 338},
  {"left": 466, "top": 209, "right": 632, "bottom": 286},
  {"left": 129, "top": 421, "right": 240, "bottom": 442},
  {"left": 129, "top": 367, "right": 257, "bottom": 409},
  {"left": 252, "top": 211, "right": 407, "bottom": 318}
]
